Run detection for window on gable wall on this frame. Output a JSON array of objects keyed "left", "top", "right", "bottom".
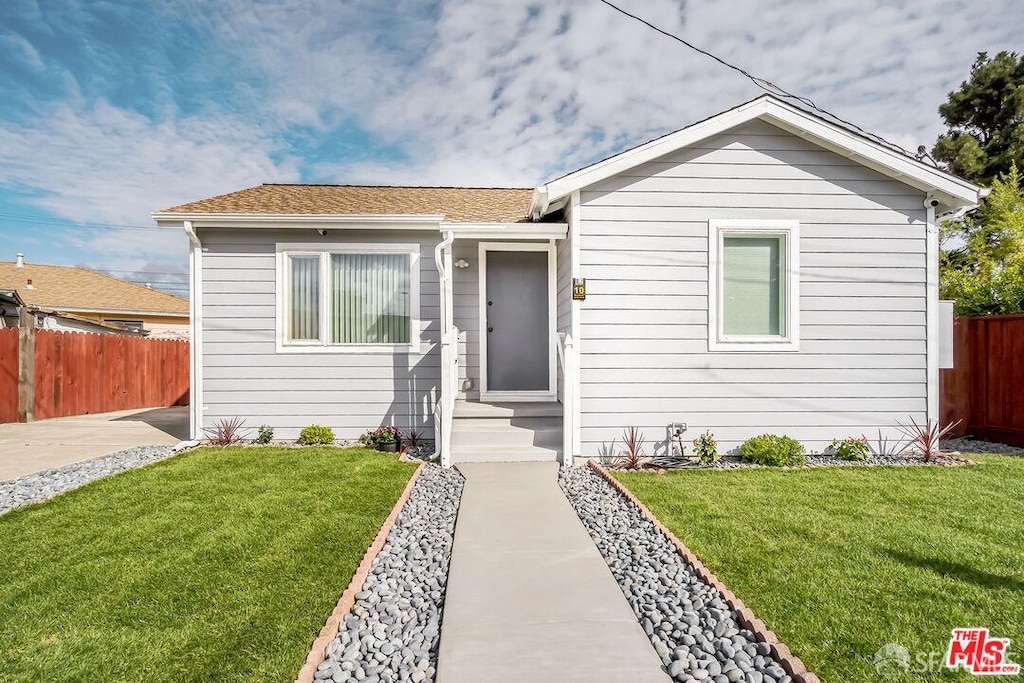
[
  {"left": 708, "top": 220, "right": 799, "bottom": 352},
  {"left": 279, "top": 244, "right": 420, "bottom": 352}
]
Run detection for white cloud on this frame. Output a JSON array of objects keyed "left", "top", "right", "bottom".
[
  {"left": 1, "top": 0, "right": 1022, "bottom": 280},
  {"left": 0, "top": 98, "right": 301, "bottom": 266},
  {"left": 196, "top": 0, "right": 1021, "bottom": 185}
]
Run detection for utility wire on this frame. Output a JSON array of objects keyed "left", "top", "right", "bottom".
[{"left": 595, "top": 0, "right": 933, "bottom": 164}]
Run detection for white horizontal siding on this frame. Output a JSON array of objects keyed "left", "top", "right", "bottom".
[
  {"left": 576, "top": 119, "right": 928, "bottom": 454},
  {"left": 197, "top": 227, "right": 441, "bottom": 440}
]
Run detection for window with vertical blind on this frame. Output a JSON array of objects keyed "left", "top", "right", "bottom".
[
  {"left": 278, "top": 244, "right": 420, "bottom": 352},
  {"left": 708, "top": 220, "right": 800, "bottom": 351}
]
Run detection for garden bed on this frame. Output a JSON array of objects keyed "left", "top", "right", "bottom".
[{"left": 625, "top": 452, "right": 973, "bottom": 471}]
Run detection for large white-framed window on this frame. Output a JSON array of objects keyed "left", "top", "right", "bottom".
[
  {"left": 708, "top": 219, "right": 799, "bottom": 352},
  {"left": 276, "top": 243, "right": 421, "bottom": 353}
]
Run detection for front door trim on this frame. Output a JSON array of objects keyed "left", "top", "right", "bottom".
[{"left": 478, "top": 241, "right": 557, "bottom": 402}]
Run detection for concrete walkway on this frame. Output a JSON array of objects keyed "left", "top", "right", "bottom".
[
  {"left": 437, "top": 462, "right": 669, "bottom": 683},
  {"left": 0, "top": 406, "right": 187, "bottom": 480}
]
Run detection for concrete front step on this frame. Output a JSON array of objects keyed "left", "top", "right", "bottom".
[
  {"left": 453, "top": 400, "right": 563, "bottom": 419},
  {"left": 451, "top": 424, "right": 562, "bottom": 449},
  {"left": 449, "top": 446, "right": 562, "bottom": 464},
  {"left": 450, "top": 401, "right": 565, "bottom": 463}
]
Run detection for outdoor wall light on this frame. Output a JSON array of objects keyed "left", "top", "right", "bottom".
[{"left": 454, "top": 259, "right": 470, "bottom": 269}]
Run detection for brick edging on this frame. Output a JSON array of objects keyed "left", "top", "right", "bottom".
[
  {"left": 587, "top": 460, "right": 821, "bottom": 683},
  {"left": 294, "top": 461, "right": 426, "bottom": 683}
]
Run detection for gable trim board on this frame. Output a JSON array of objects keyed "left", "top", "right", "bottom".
[
  {"left": 531, "top": 95, "right": 983, "bottom": 219},
  {"left": 156, "top": 95, "right": 982, "bottom": 453}
]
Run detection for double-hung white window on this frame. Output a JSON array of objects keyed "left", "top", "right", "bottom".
[
  {"left": 708, "top": 220, "right": 799, "bottom": 351},
  {"left": 277, "top": 243, "right": 420, "bottom": 352}
]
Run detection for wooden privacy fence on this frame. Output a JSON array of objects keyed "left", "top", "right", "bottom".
[
  {"left": 0, "top": 329, "right": 189, "bottom": 424},
  {"left": 940, "top": 314, "right": 1024, "bottom": 446},
  {"left": 0, "top": 328, "right": 17, "bottom": 423}
]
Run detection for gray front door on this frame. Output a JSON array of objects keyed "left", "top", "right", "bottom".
[{"left": 485, "top": 250, "right": 549, "bottom": 392}]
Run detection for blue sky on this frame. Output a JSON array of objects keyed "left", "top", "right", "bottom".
[{"left": 0, "top": 0, "right": 1021, "bottom": 296}]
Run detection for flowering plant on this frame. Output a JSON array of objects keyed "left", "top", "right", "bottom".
[{"left": 371, "top": 425, "right": 401, "bottom": 444}]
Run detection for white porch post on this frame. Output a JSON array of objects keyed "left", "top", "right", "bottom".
[{"left": 434, "top": 231, "right": 456, "bottom": 467}]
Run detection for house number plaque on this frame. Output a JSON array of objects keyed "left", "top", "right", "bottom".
[{"left": 572, "top": 278, "right": 587, "bottom": 301}]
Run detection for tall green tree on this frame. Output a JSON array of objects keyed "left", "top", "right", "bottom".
[
  {"left": 940, "top": 164, "right": 1024, "bottom": 314},
  {"left": 932, "top": 51, "right": 1024, "bottom": 184}
]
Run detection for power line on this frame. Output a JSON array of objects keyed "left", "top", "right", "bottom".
[
  {"left": 0, "top": 211, "right": 165, "bottom": 232},
  {"left": 595, "top": 0, "right": 933, "bottom": 163}
]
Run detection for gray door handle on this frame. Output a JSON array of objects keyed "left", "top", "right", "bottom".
[{"left": 487, "top": 327, "right": 493, "bottom": 333}]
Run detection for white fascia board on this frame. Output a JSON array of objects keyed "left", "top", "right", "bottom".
[
  {"left": 441, "top": 222, "right": 568, "bottom": 240},
  {"left": 50, "top": 306, "right": 189, "bottom": 318},
  {"left": 536, "top": 95, "right": 983, "bottom": 213},
  {"left": 760, "top": 101, "right": 982, "bottom": 209},
  {"left": 150, "top": 212, "right": 445, "bottom": 229}
]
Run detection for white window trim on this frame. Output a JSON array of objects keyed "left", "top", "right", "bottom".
[
  {"left": 708, "top": 219, "right": 800, "bottom": 352},
  {"left": 275, "top": 242, "right": 421, "bottom": 354}
]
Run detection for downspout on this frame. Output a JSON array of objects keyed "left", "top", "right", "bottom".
[
  {"left": 924, "top": 198, "right": 940, "bottom": 431},
  {"left": 184, "top": 220, "right": 203, "bottom": 441}
]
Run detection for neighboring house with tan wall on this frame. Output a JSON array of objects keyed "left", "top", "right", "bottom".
[{"left": 0, "top": 255, "right": 189, "bottom": 337}]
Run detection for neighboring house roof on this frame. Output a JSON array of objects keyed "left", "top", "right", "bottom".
[
  {"left": 159, "top": 185, "right": 535, "bottom": 223},
  {"left": 0, "top": 261, "right": 189, "bottom": 317},
  {"left": 531, "top": 94, "right": 986, "bottom": 217}
]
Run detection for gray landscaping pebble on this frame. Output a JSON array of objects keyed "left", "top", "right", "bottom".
[
  {"left": 559, "top": 465, "right": 793, "bottom": 683},
  {"left": 317, "top": 465, "right": 463, "bottom": 683},
  {"left": 943, "top": 437, "right": 1024, "bottom": 456},
  {"left": 0, "top": 445, "right": 176, "bottom": 516},
  {"left": 634, "top": 452, "right": 966, "bottom": 471}
]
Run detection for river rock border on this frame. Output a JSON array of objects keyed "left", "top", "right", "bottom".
[
  {"left": 0, "top": 444, "right": 180, "bottom": 516},
  {"left": 295, "top": 462, "right": 424, "bottom": 683},
  {"left": 297, "top": 463, "right": 464, "bottom": 683},
  {"left": 576, "top": 461, "right": 820, "bottom": 683}
]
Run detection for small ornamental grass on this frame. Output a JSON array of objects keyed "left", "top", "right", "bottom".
[
  {"left": 298, "top": 424, "right": 335, "bottom": 445},
  {"left": 829, "top": 436, "right": 870, "bottom": 461},
  {"left": 739, "top": 433, "right": 805, "bottom": 467}
]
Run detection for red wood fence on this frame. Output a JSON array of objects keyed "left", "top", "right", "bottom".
[
  {"left": 0, "top": 329, "right": 189, "bottom": 424},
  {"left": 940, "top": 315, "right": 1024, "bottom": 445},
  {"left": 0, "top": 328, "right": 17, "bottom": 423}
]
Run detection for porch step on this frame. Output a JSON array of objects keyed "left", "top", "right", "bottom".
[
  {"left": 451, "top": 418, "right": 562, "bottom": 449},
  {"left": 449, "top": 445, "right": 561, "bottom": 464},
  {"left": 449, "top": 400, "right": 563, "bottom": 463},
  {"left": 453, "top": 400, "right": 562, "bottom": 419}
]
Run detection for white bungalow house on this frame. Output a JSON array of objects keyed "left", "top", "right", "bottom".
[{"left": 154, "top": 95, "right": 983, "bottom": 465}]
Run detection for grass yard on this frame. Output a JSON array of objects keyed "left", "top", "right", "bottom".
[
  {"left": 0, "top": 446, "right": 417, "bottom": 683},
  {"left": 615, "top": 455, "right": 1024, "bottom": 683}
]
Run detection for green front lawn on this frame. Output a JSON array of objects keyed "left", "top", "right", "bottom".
[
  {"left": 615, "top": 456, "right": 1024, "bottom": 683},
  {"left": 0, "top": 447, "right": 417, "bottom": 683}
]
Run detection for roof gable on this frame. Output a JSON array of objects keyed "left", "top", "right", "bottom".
[{"left": 533, "top": 95, "right": 984, "bottom": 216}]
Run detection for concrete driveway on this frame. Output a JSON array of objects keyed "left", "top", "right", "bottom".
[{"left": 0, "top": 406, "right": 189, "bottom": 480}]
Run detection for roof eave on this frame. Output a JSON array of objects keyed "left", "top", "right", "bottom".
[{"left": 152, "top": 212, "right": 446, "bottom": 229}]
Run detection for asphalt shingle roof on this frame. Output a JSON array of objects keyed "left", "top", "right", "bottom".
[
  {"left": 0, "top": 261, "right": 189, "bottom": 316},
  {"left": 161, "top": 184, "right": 535, "bottom": 223}
]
